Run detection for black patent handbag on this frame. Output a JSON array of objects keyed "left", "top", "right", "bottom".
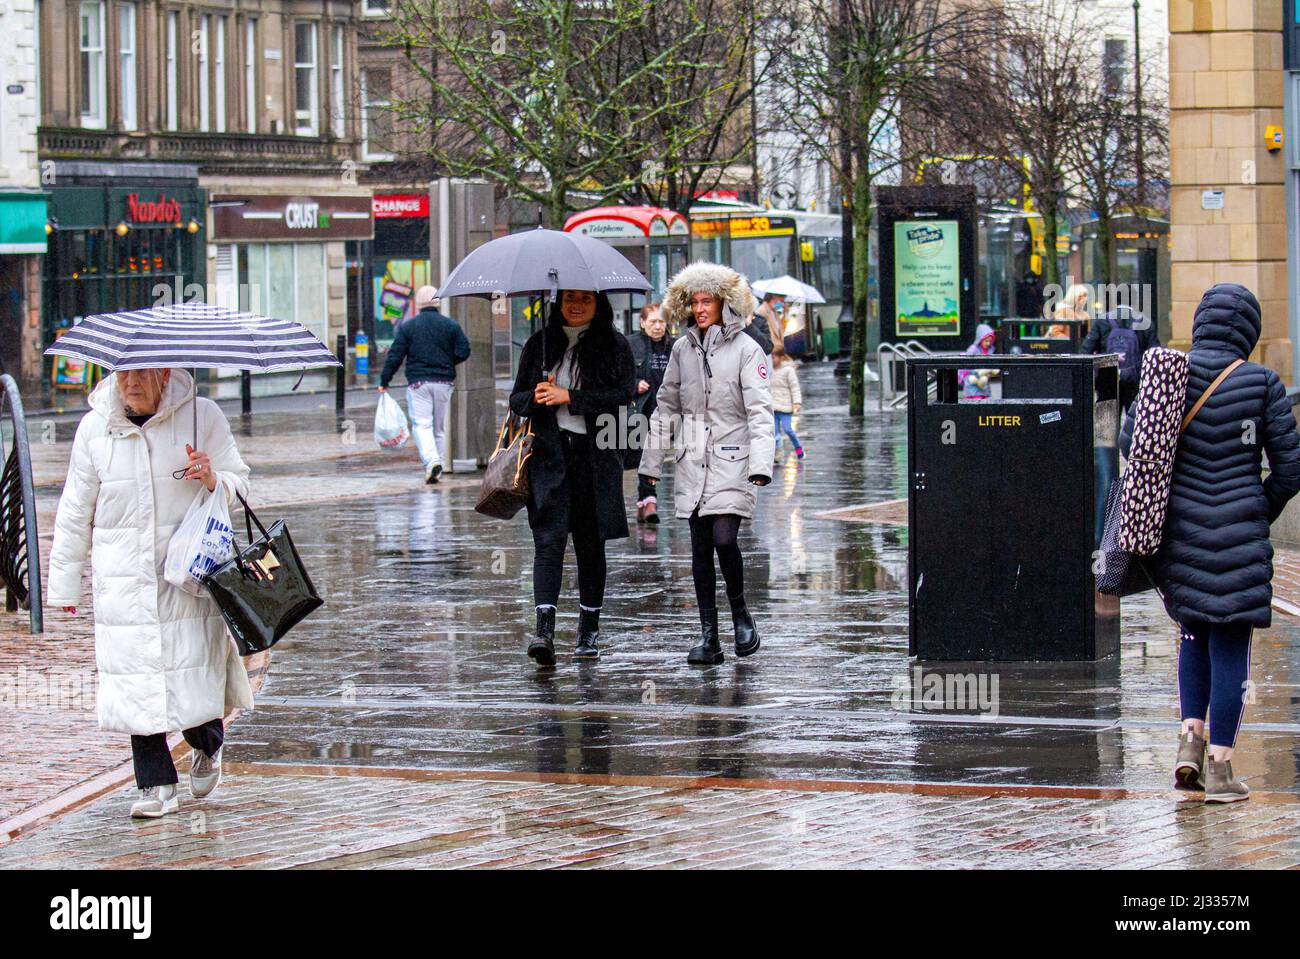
[{"left": 201, "top": 492, "right": 323, "bottom": 656}]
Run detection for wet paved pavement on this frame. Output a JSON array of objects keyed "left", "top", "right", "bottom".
[{"left": 4, "top": 362, "right": 1300, "bottom": 867}]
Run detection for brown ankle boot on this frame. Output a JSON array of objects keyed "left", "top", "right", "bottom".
[
  {"left": 1174, "top": 730, "right": 1206, "bottom": 791},
  {"left": 1204, "top": 758, "right": 1249, "bottom": 804}
]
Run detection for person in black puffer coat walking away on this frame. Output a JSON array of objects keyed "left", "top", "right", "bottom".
[
  {"left": 509, "top": 290, "right": 636, "bottom": 666},
  {"left": 1121, "top": 283, "right": 1300, "bottom": 803}
]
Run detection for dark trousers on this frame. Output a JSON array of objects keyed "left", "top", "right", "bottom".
[
  {"left": 533, "top": 430, "right": 607, "bottom": 609},
  {"left": 637, "top": 473, "right": 657, "bottom": 503},
  {"left": 1178, "top": 621, "right": 1254, "bottom": 749},
  {"left": 688, "top": 511, "right": 745, "bottom": 614},
  {"left": 130, "top": 718, "right": 225, "bottom": 789}
]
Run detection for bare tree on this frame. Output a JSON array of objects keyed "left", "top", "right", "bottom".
[
  {"left": 940, "top": 0, "right": 1101, "bottom": 292},
  {"left": 383, "top": 0, "right": 759, "bottom": 227},
  {"left": 772, "top": 0, "right": 998, "bottom": 416},
  {"left": 595, "top": 0, "right": 770, "bottom": 213},
  {"left": 1067, "top": 56, "right": 1169, "bottom": 289}
]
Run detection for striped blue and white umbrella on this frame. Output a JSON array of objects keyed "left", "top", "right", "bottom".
[
  {"left": 44, "top": 302, "right": 342, "bottom": 445},
  {"left": 43, "top": 302, "right": 341, "bottom": 373}
]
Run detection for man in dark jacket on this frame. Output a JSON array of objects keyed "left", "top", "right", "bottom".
[
  {"left": 379, "top": 286, "right": 472, "bottom": 483},
  {"left": 1081, "top": 303, "right": 1161, "bottom": 410},
  {"left": 1119, "top": 283, "right": 1300, "bottom": 802}
]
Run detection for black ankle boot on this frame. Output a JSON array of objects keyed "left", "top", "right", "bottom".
[
  {"left": 688, "top": 608, "right": 724, "bottom": 665},
  {"left": 730, "top": 595, "right": 760, "bottom": 657},
  {"left": 528, "top": 606, "right": 557, "bottom": 666},
  {"left": 575, "top": 606, "right": 601, "bottom": 659}
]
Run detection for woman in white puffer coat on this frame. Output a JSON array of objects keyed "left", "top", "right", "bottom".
[
  {"left": 48, "top": 368, "right": 252, "bottom": 820},
  {"left": 639, "top": 263, "right": 775, "bottom": 666}
]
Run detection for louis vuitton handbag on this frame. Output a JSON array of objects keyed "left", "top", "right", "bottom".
[
  {"left": 475, "top": 411, "right": 535, "bottom": 520},
  {"left": 202, "top": 492, "right": 323, "bottom": 656}
]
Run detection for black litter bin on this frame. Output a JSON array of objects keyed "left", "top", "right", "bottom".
[
  {"left": 906, "top": 353, "right": 1121, "bottom": 661},
  {"left": 996, "top": 318, "right": 1088, "bottom": 355}
]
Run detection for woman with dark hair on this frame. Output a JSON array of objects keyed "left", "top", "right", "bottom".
[{"left": 509, "top": 289, "right": 636, "bottom": 666}]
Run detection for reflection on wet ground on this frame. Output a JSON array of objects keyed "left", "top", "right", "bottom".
[{"left": 231, "top": 364, "right": 1300, "bottom": 794}]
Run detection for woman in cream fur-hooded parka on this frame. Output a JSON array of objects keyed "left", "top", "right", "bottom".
[
  {"left": 47, "top": 369, "right": 254, "bottom": 736},
  {"left": 640, "top": 262, "right": 775, "bottom": 518}
]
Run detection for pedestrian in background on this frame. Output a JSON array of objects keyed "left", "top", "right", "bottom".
[
  {"left": 959, "top": 323, "right": 997, "bottom": 399},
  {"left": 755, "top": 292, "right": 786, "bottom": 354},
  {"left": 1047, "top": 282, "right": 1091, "bottom": 338},
  {"left": 640, "top": 263, "right": 775, "bottom": 666},
  {"left": 1081, "top": 303, "right": 1161, "bottom": 411},
  {"left": 48, "top": 368, "right": 252, "bottom": 819},
  {"left": 1121, "top": 283, "right": 1300, "bottom": 803},
  {"left": 627, "top": 301, "right": 674, "bottom": 523},
  {"left": 771, "top": 345, "right": 804, "bottom": 463},
  {"left": 379, "top": 285, "right": 471, "bottom": 484},
  {"left": 509, "top": 289, "right": 636, "bottom": 666}
]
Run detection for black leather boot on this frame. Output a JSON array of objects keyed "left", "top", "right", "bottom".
[
  {"left": 688, "top": 608, "right": 724, "bottom": 665},
  {"left": 528, "top": 606, "right": 557, "bottom": 667},
  {"left": 574, "top": 606, "right": 601, "bottom": 659},
  {"left": 730, "top": 595, "right": 760, "bottom": 657}
]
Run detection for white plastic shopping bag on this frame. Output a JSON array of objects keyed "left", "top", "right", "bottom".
[
  {"left": 374, "top": 392, "right": 410, "bottom": 449},
  {"left": 163, "top": 482, "right": 236, "bottom": 596}
]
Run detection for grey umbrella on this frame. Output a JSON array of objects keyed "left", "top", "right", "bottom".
[
  {"left": 437, "top": 226, "right": 651, "bottom": 371},
  {"left": 438, "top": 227, "right": 651, "bottom": 302}
]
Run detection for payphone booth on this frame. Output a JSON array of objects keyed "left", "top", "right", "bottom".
[{"left": 564, "top": 206, "right": 690, "bottom": 334}]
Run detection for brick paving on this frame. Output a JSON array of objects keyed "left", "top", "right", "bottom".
[
  {"left": 1, "top": 765, "right": 1298, "bottom": 869},
  {"left": 4, "top": 369, "right": 1300, "bottom": 868}
]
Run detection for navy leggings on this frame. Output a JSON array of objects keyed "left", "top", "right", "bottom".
[{"left": 1178, "top": 621, "right": 1254, "bottom": 748}]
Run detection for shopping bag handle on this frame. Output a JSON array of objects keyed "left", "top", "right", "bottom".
[{"left": 234, "top": 491, "right": 272, "bottom": 546}]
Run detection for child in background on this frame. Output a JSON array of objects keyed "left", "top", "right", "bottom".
[
  {"left": 771, "top": 346, "right": 804, "bottom": 461},
  {"left": 959, "top": 323, "right": 997, "bottom": 399}
]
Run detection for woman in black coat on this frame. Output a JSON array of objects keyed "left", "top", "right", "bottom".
[
  {"left": 509, "top": 290, "right": 636, "bottom": 666},
  {"left": 1121, "top": 283, "right": 1300, "bottom": 802}
]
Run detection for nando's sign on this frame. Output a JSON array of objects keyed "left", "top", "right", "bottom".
[{"left": 126, "top": 192, "right": 183, "bottom": 224}]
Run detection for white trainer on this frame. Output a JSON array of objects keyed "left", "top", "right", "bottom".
[
  {"left": 189, "top": 747, "right": 223, "bottom": 799},
  {"left": 130, "top": 784, "right": 180, "bottom": 819}
]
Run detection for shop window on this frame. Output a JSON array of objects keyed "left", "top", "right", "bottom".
[
  {"left": 295, "top": 22, "right": 319, "bottom": 136},
  {"left": 361, "top": 68, "right": 393, "bottom": 161},
  {"left": 240, "top": 242, "right": 328, "bottom": 343},
  {"left": 118, "top": 3, "right": 136, "bottom": 131},
  {"left": 78, "top": 1, "right": 106, "bottom": 129}
]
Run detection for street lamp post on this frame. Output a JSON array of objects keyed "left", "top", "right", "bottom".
[
  {"left": 1133, "top": 0, "right": 1145, "bottom": 209},
  {"left": 834, "top": 0, "right": 854, "bottom": 375}
]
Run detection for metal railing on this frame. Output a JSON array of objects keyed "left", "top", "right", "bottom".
[
  {"left": 877, "top": 340, "right": 937, "bottom": 410},
  {"left": 0, "top": 374, "right": 43, "bottom": 633}
]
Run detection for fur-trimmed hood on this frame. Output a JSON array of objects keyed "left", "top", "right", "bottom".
[{"left": 661, "top": 262, "right": 756, "bottom": 331}]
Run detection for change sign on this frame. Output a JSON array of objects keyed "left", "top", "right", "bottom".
[{"left": 894, "top": 219, "right": 961, "bottom": 336}]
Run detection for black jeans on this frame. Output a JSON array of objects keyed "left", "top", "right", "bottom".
[
  {"left": 533, "top": 430, "right": 607, "bottom": 609},
  {"left": 130, "top": 718, "right": 225, "bottom": 789}
]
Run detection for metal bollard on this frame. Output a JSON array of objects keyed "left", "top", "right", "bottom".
[
  {"left": 336, "top": 334, "right": 346, "bottom": 415},
  {"left": 240, "top": 371, "right": 252, "bottom": 417}
]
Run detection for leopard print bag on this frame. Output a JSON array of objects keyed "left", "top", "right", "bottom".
[
  {"left": 1118, "top": 348, "right": 1191, "bottom": 554},
  {"left": 1097, "top": 351, "right": 1243, "bottom": 595}
]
